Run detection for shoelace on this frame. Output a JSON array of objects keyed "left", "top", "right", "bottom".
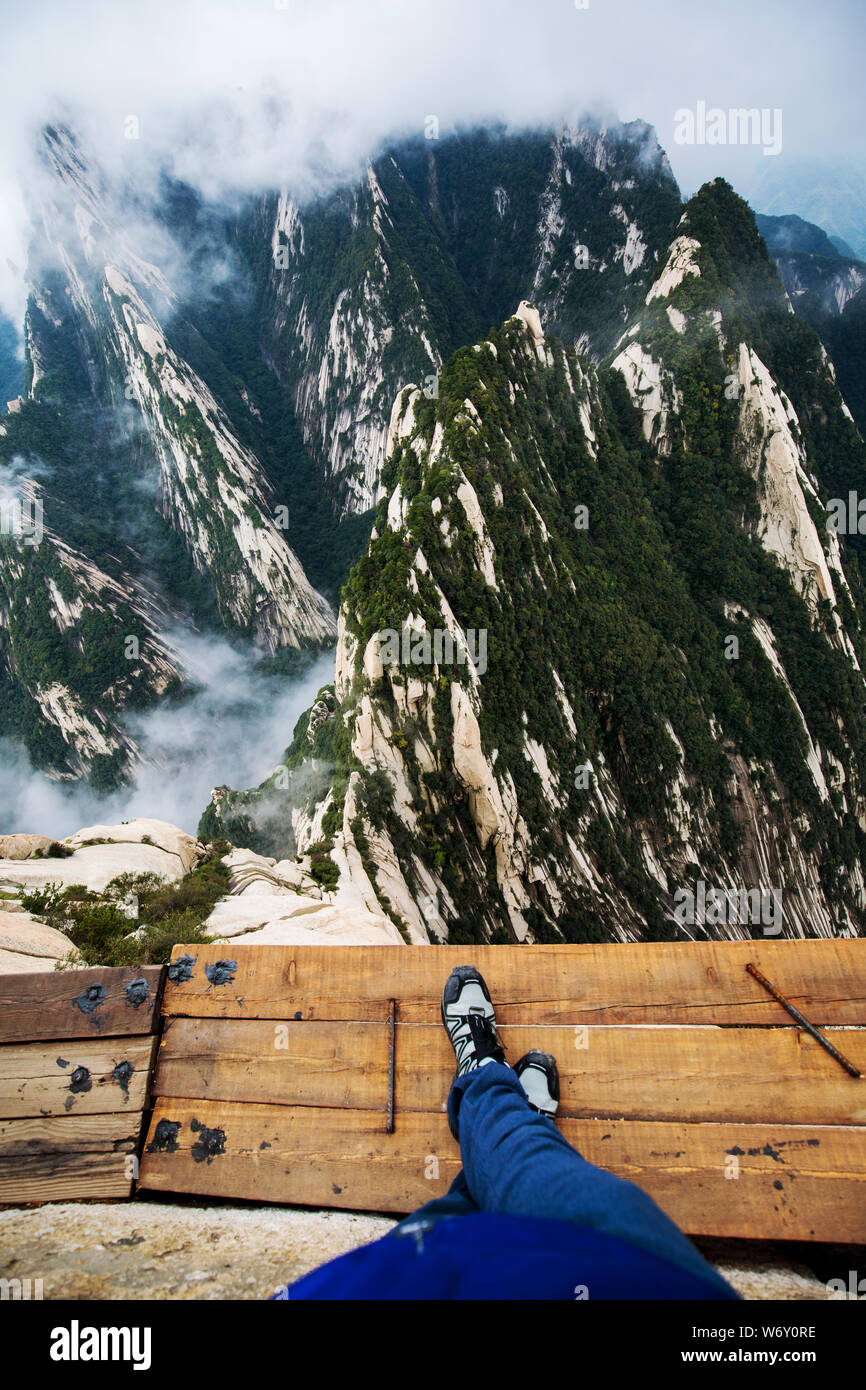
[{"left": 448, "top": 1009, "right": 504, "bottom": 1073}]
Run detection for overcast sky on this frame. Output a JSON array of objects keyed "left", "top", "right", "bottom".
[{"left": 1, "top": 0, "right": 864, "bottom": 319}]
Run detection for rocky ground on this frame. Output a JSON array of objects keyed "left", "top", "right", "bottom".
[{"left": 0, "top": 1198, "right": 395, "bottom": 1300}]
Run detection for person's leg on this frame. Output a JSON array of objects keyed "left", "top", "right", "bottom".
[
  {"left": 440, "top": 964, "right": 728, "bottom": 1290},
  {"left": 390, "top": 1169, "right": 478, "bottom": 1239},
  {"left": 449, "top": 1060, "right": 726, "bottom": 1289}
]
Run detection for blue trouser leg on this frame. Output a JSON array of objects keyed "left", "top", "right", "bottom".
[
  {"left": 438, "top": 1060, "right": 730, "bottom": 1291},
  {"left": 391, "top": 1169, "right": 478, "bottom": 1236}
]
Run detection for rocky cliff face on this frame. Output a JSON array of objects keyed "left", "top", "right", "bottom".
[
  {"left": 6, "top": 118, "right": 866, "bottom": 920},
  {"left": 0, "top": 126, "right": 341, "bottom": 783},
  {"left": 261, "top": 120, "right": 681, "bottom": 515},
  {"left": 213, "top": 183, "right": 866, "bottom": 945},
  {"left": 0, "top": 118, "right": 681, "bottom": 785},
  {"left": 0, "top": 502, "right": 183, "bottom": 784},
  {"left": 0, "top": 816, "right": 398, "bottom": 973},
  {"left": 25, "top": 127, "right": 335, "bottom": 651}
]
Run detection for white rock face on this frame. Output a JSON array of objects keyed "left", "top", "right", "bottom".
[
  {"left": 268, "top": 170, "right": 442, "bottom": 517},
  {"left": 512, "top": 301, "right": 550, "bottom": 364},
  {"left": 0, "top": 910, "right": 76, "bottom": 973},
  {"left": 0, "top": 835, "right": 66, "bottom": 861},
  {"left": 334, "top": 609, "right": 358, "bottom": 704},
  {"left": 611, "top": 340, "right": 680, "bottom": 453},
  {"left": 67, "top": 819, "right": 202, "bottom": 874},
  {"left": 611, "top": 204, "right": 648, "bottom": 275},
  {"left": 106, "top": 263, "right": 336, "bottom": 650},
  {"left": 605, "top": 289, "right": 865, "bottom": 937},
  {"left": 785, "top": 262, "right": 866, "bottom": 316},
  {"left": 0, "top": 846, "right": 177, "bottom": 896},
  {"left": 746, "top": 615, "right": 828, "bottom": 801},
  {"left": 34, "top": 128, "right": 335, "bottom": 653},
  {"left": 316, "top": 262, "right": 866, "bottom": 946},
  {"left": 646, "top": 236, "right": 701, "bottom": 303},
  {"left": 33, "top": 685, "right": 117, "bottom": 760},
  {"left": 832, "top": 264, "right": 865, "bottom": 313},
  {"left": 324, "top": 340, "right": 626, "bottom": 943},
  {"left": 0, "top": 819, "right": 406, "bottom": 971},
  {"left": 386, "top": 483, "right": 408, "bottom": 532},
  {"left": 0, "top": 521, "right": 183, "bottom": 777},
  {"left": 735, "top": 344, "right": 851, "bottom": 636},
  {"left": 223, "top": 847, "right": 320, "bottom": 897},
  {"left": 385, "top": 386, "right": 421, "bottom": 459},
  {"left": 0, "top": 819, "right": 202, "bottom": 899},
  {"left": 205, "top": 845, "right": 401, "bottom": 946},
  {"left": 451, "top": 682, "right": 531, "bottom": 940},
  {"left": 344, "top": 685, "right": 447, "bottom": 944},
  {"left": 206, "top": 894, "right": 400, "bottom": 946}
]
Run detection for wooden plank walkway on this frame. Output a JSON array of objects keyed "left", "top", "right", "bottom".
[
  {"left": 0, "top": 966, "right": 164, "bottom": 1204},
  {"left": 138, "top": 941, "right": 866, "bottom": 1241}
]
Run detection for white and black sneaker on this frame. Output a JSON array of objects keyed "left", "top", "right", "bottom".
[
  {"left": 515, "top": 1050, "right": 560, "bottom": 1117},
  {"left": 441, "top": 965, "right": 506, "bottom": 1076}
]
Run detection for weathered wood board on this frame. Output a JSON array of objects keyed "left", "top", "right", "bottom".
[
  {"left": 0, "top": 1113, "right": 139, "bottom": 1155},
  {"left": 0, "top": 965, "right": 164, "bottom": 1043},
  {"left": 139, "top": 942, "right": 866, "bottom": 1242},
  {"left": 0, "top": 1152, "right": 134, "bottom": 1204},
  {"left": 157, "top": 940, "right": 866, "bottom": 1025},
  {"left": 0, "top": 1037, "right": 156, "bottom": 1119},
  {"left": 140, "top": 1097, "right": 866, "bottom": 1243},
  {"left": 153, "top": 1016, "right": 866, "bottom": 1127},
  {"left": 0, "top": 966, "right": 165, "bottom": 1205}
]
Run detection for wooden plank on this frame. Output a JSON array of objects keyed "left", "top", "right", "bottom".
[
  {"left": 0, "top": 966, "right": 165, "bottom": 1043},
  {"left": 137, "top": 1097, "right": 866, "bottom": 1243},
  {"left": 161, "top": 941, "right": 866, "bottom": 1026},
  {"left": 0, "top": 1113, "right": 139, "bottom": 1157},
  {"left": 0, "top": 1037, "right": 157, "bottom": 1119},
  {"left": 574, "top": 1118, "right": 866, "bottom": 1243},
  {"left": 152, "top": 1017, "right": 866, "bottom": 1127},
  {"left": 139, "top": 1097, "right": 457, "bottom": 1213},
  {"left": 0, "top": 1151, "right": 133, "bottom": 1204}
]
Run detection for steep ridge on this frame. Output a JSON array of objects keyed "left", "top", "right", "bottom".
[
  {"left": 24, "top": 126, "right": 335, "bottom": 651},
  {"left": 262, "top": 120, "right": 681, "bottom": 515},
  {"left": 7, "top": 118, "right": 866, "bottom": 847},
  {"left": 209, "top": 184, "right": 866, "bottom": 944},
  {"left": 0, "top": 127, "right": 338, "bottom": 782},
  {"left": 0, "top": 119, "right": 680, "bottom": 784}
]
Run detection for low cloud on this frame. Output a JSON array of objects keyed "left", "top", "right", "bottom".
[
  {"left": 0, "top": 628, "right": 335, "bottom": 840},
  {"left": 1, "top": 0, "right": 864, "bottom": 319}
]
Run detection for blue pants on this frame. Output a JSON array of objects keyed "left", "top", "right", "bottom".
[{"left": 393, "top": 1060, "right": 730, "bottom": 1293}]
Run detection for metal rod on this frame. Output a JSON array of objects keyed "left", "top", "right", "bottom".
[
  {"left": 386, "top": 998, "right": 396, "bottom": 1133},
  {"left": 746, "top": 963, "right": 862, "bottom": 1079}
]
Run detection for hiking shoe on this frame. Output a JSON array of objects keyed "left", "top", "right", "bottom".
[
  {"left": 515, "top": 1050, "right": 560, "bottom": 1117},
  {"left": 441, "top": 965, "right": 506, "bottom": 1075}
]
